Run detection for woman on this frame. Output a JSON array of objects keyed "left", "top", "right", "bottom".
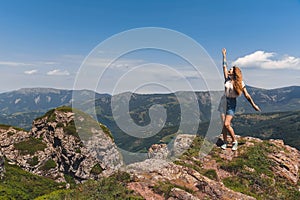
[{"left": 219, "top": 48, "right": 261, "bottom": 151}]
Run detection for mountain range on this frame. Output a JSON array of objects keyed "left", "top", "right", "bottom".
[{"left": 0, "top": 86, "right": 299, "bottom": 152}]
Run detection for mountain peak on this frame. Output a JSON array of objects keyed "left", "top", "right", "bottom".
[{"left": 16, "top": 88, "right": 64, "bottom": 94}]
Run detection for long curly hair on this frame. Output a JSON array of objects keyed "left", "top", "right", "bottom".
[{"left": 232, "top": 66, "right": 243, "bottom": 96}]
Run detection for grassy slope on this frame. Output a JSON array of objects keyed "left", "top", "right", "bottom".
[{"left": 0, "top": 161, "right": 65, "bottom": 199}]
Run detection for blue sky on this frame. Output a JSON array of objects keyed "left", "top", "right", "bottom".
[{"left": 0, "top": 0, "right": 300, "bottom": 93}]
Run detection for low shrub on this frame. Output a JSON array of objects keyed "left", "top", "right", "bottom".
[{"left": 14, "top": 137, "right": 46, "bottom": 155}]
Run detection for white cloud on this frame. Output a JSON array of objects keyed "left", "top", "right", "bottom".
[
  {"left": 24, "top": 69, "right": 38, "bottom": 75},
  {"left": 233, "top": 51, "right": 300, "bottom": 70},
  {"left": 0, "top": 60, "right": 58, "bottom": 67},
  {"left": 0, "top": 61, "right": 33, "bottom": 67},
  {"left": 38, "top": 61, "right": 57, "bottom": 65},
  {"left": 47, "top": 69, "right": 70, "bottom": 76}
]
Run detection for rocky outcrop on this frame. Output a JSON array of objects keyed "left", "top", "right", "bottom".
[
  {"left": 147, "top": 134, "right": 196, "bottom": 160},
  {"left": 126, "top": 135, "right": 300, "bottom": 199},
  {"left": 126, "top": 159, "right": 256, "bottom": 200},
  {"left": 148, "top": 144, "right": 169, "bottom": 159},
  {"left": 268, "top": 139, "right": 300, "bottom": 184},
  {"left": 0, "top": 108, "right": 123, "bottom": 183}
]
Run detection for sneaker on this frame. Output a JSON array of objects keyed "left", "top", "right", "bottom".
[
  {"left": 221, "top": 143, "right": 227, "bottom": 150},
  {"left": 232, "top": 141, "right": 238, "bottom": 151}
]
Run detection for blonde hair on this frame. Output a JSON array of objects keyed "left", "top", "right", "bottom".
[{"left": 232, "top": 66, "right": 243, "bottom": 96}]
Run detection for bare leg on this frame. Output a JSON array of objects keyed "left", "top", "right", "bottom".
[
  {"left": 224, "top": 115, "right": 236, "bottom": 142},
  {"left": 222, "top": 126, "right": 227, "bottom": 143},
  {"left": 220, "top": 113, "right": 228, "bottom": 144}
]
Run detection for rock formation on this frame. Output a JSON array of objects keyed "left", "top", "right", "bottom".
[
  {"left": 0, "top": 107, "right": 123, "bottom": 183},
  {"left": 126, "top": 135, "right": 300, "bottom": 199}
]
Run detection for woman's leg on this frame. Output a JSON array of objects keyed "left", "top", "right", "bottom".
[
  {"left": 224, "top": 114, "right": 236, "bottom": 142},
  {"left": 220, "top": 113, "right": 227, "bottom": 142}
]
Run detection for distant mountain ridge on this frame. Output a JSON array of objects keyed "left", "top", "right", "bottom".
[
  {"left": 0, "top": 86, "right": 300, "bottom": 151},
  {"left": 1, "top": 85, "right": 299, "bottom": 115},
  {"left": 0, "top": 88, "right": 110, "bottom": 129},
  {"left": 0, "top": 88, "right": 110, "bottom": 115},
  {"left": 237, "top": 85, "right": 300, "bottom": 113}
]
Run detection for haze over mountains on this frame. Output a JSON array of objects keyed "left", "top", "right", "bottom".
[{"left": 0, "top": 85, "right": 299, "bottom": 151}]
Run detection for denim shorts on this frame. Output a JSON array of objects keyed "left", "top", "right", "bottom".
[{"left": 226, "top": 97, "right": 236, "bottom": 116}]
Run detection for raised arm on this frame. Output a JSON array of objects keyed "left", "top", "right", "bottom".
[
  {"left": 242, "top": 87, "right": 261, "bottom": 111},
  {"left": 222, "top": 48, "right": 228, "bottom": 80}
]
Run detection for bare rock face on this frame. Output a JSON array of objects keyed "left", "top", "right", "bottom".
[
  {"left": 147, "top": 134, "right": 196, "bottom": 160},
  {"left": 126, "top": 158, "right": 256, "bottom": 200},
  {"left": 148, "top": 144, "right": 169, "bottom": 159},
  {"left": 268, "top": 139, "right": 300, "bottom": 185},
  {"left": 0, "top": 127, "right": 31, "bottom": 164},
  {"left": 172, "top": 134, "right": 196, "bottom": 157},
  {"left": 0, "top": 108, "right": 123, "bottom": 183}
]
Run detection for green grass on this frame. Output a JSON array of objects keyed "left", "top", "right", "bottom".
[
  {"left": 99, "top": 123, "right": 113, "bottom": 140},
  {"left": 153, "top": 181, "right": 195, "bottom": 198},
  {"left": 37, "top": 171, "right": 143, "bottom": 200},
  {"left": 27, "top": 156, "right": 39, "bottom": 166},
  {"left": 202, "top": 169, "right": 218, "bottom": 181},
  {"left": 14, "top": 137, "right": 46, "bottom": 155},
  {"left": 218, "top": 141, "right": 300, "bottom": 199},
  {"left": 35, "top": 109, "right": 56, "bottom": 122},
  {"left": 0, "top": 124, "right": 27, "bottom": 132},
  {"left": 40, "top": 159, "right": 56, "bottom": 171},
  {"left": 0, "top": 161, "right": 65, "bottom": 199},
  {"left": 219, "top": 141, "right": 275, "bottom": 177},
  {"left": 64, "top": 174, "right": 76, "bottom": 188},
  {"left": 34, "top": 189, "right": 72, "bottom": 200},
  {"left": 180, "top": 136, "right": 204, "bottom": 158},
  {"left": 63, "top": 120, "right": 79, "bottom": 138},
  {"left": 56, "top": 106, "right": 73, "bottom": 113},
  {"left": 1, "top": 160, "right": 143, "bottom": 200},
  {"left": 1, "top": 161, "right": 142, "bottom": 200},
  {"left": 90, "top": 163, "right": 103, "bottom": 175}
]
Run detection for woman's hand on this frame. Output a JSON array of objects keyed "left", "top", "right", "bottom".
[
  {"left": 222, "top": 48, "right": 227, "bottom": 57},
  {"left": 253, "top": 104, "right": 261, "bottom": 112}
]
